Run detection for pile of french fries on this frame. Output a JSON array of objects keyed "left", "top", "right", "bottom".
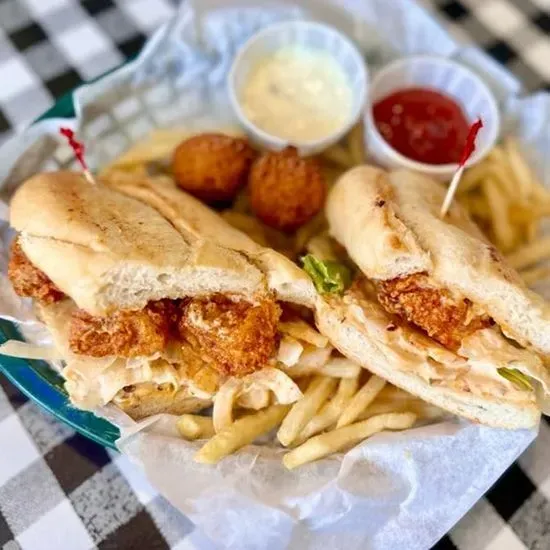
[
  {"left": 455, "top": 137, "right": 550, "bottom": 285},
  {"left": 98, "top": 122, "right": 547, "bottom": 468},
  {"left": 179, "top": 373, "right": 441, "bottom": 469},
  {"left": 177, "top": 318, "right": 440, "bottom": 469}
]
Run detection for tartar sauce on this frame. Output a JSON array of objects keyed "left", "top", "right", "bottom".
[{"left": 241, "top": 46, "right": 353, "bottom": 142}]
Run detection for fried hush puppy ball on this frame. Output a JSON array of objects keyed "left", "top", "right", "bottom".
[
  {"left": 172, "top": 133, "right": 256, "bottom": 202},
  {"left": 249, "top": 147, "right": 326, "bottom": 231}
]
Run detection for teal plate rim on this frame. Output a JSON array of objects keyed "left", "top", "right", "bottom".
[{"left": 0, "top": 60, "right": 138, "bottom": 450}]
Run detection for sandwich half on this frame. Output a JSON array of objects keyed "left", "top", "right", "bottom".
[
  {"left": 317, "top": 164, "right": 550, "bottom": 429},
  {"left": 5, "top": 171, "right": 348, "bottom": 419}
]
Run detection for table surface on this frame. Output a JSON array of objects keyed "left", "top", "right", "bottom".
[{"left": 1, "top": 1, "right": 550, "bottom": 549}]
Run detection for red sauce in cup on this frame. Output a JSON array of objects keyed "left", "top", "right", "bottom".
[{"left": 372, "top": 88, "right": 470, "bottom": 165}]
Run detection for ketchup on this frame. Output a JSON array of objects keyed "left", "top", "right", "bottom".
[{"left": 372, "top": 88, "right": 471, "bottom": 165}]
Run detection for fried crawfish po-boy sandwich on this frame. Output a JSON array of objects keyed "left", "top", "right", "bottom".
[
  {"left": 3, "top": 171, "right": 349, "bottom": 420},
  {"left": 315, "top": 164, "right": 550, "bottom": 429}
]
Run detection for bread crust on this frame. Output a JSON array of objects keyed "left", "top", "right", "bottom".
[{"left": 11, "top": 172, "right": 265, "bottom": 315}]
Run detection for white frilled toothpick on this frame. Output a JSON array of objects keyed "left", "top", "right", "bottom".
[
  {"left": 59, "top": 127, "right": 96, "bottom": 185},
  {"left": 440, "top": 118, "right": 483, "bottom": 218}
]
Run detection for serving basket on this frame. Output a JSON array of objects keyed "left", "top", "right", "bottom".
[{"left": 0, "top": 2, "right": 548, "bottom": 547}]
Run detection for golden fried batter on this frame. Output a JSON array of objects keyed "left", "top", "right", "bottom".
[
  {"left": 172, "top": 133, "right": 256, "bottom": 202},
  {"left": 8, "top": 238, "right": 65, "bottom": 304},
  {"left": 376, "top": 273, "right": 492, "bottom": 350},
  {"left": 249, "top": 147, "right": 326, "bottom": 231},
  {"left": 179, "top": 294, "right": 281, "bottom": 377},
  {"left": 69, "top": 300, "right": 179, "bottom": 357}
]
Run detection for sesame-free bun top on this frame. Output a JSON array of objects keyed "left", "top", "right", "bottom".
[
  {"left": 103, "top": 173, "right": 317, "bottom": 307},
  {"left": 10, "top": 171, "right": 266, "bottom": 315},
  {"left": 326, "top": 165, "right": 550, "bottom": 357}
]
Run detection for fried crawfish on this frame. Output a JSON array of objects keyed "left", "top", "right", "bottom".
[
  {"left": 69, "top": 299, "right": 180, "bottom": 357},
  {"left": 179, "top": 294, "right": 281, "bottom": 376},
  {"left": 376, "top": 272, "right": 492, "bottom": 350},
  {"left": 8, "top": 238, "right": 65, "bottom": 304}
]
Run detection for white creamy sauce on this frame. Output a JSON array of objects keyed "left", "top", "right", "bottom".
[{"left": 241, "top": 46, "right": 353, "bottom": 142}]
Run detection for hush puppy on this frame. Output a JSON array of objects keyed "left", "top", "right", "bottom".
[
  {"left": 249, "top": 147, "right": 326, "bottom": 231},
  {"left": 172, "top": 133, "right": 255, "bottom": 202}
]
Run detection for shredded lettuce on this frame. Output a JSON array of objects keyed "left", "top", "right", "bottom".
[
  {"left": 498, "top": 368, "right": 533, "bottom": 391},
  {"left": 302, "top": 254, "right": 351, "bottom": 295}
]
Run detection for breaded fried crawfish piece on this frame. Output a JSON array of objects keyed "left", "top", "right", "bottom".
[
  {"left": 179, "top": 294, "right": 281, "bottom": 376},
  {"left": 376, "top": 272, "right": 493, "bottom": 350},
  {"left": 8, "top": 238, "right": 65, "bottom": 304},
  {"left": 69, "top": 300, "right": 179, "bottom": 357}
]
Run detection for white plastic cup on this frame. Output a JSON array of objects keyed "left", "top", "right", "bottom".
[
  {"left": 228, "top": 21, "right": 368, "bottom": 156},
  {"left": 364, "top": 55, "right": 500, "bottom": 180}
]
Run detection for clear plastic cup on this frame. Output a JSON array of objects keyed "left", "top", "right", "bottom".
[
  {"left": 228, "top": 21, "right": 368, "bottom": 156},
  {"left": 364, "top": 55, "right": 500, "bottom": 180}
]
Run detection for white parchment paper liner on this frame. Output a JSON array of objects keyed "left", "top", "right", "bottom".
[{"left": 0, "top": 1, "right": 547, "bottom": 548}]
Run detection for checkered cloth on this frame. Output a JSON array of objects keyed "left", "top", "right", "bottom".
[{"left": 0, "top": 0, "right": 549, "bottom": 549}]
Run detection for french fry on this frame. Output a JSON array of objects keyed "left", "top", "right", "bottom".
[
  {"left": 356, "top": 385, "right": 446, "bottom": 421},
  {"left": 359, "top": 398, "right": 445, "bottom": 421},
  {"left": 295, "top": 345, "right": 333, "bottom": 369},
  {"left": 99, "top": 163, "right": 150, "bottom": 181},
  {"left": 177, "top": 414, "right": 215, "bottom": 440},
  {"left": 212, "top": 378, "right": 242, "bottom": 432},
  {"left": 280, "top": 359, "right": 361, "bottom": 379},
  {"left": 277, "top": 376, "right": 337, "bottom": 447},
  {"left": 458, "top": 162, "right": 492, "bottom": 194},
  {"left": 510, "top": 202, "right": 550, "bottom": 224},
  {"left": 305, "top": 234, "right": 340, "bottom": 261},
  {"left": 526, "top": 220, "right": 539, "bottom": 243},
  {"left": 103, "top": 126, "right": 245, "bottom": 170},
  {"left": 504, "top": 137, "right": 536, "bottom": 201},
  {"left": 506, "top": 236, "right": 550, "bottom": 270},
  {"left": 458, "top": 194, "right": 491, "bottom": 220},
  {"left": 279, "top": 321, "right": 329, "bottom": 348},
  {"left": 221, "top": 211, "right": 269, "bottom": 246},
  {"left": 482, "top": 177, "right": 516, "bottom": 252},
  {"left": 370, "top": 384, "right": 417, "bottom": 403},
  {"left": 322, "top": 165, "right": 345, "bottom": 189},
  {"left": 320, "top": 143, "right": 354, "bottom": 169},
  {"left": 519, "top": 265, "right": 550, "bottom": 286},
  {"left": 318, "top": 357, "right": 362, "bottom": 379},
  {"left": 277, "top": 335, "right": 304, "bottom": 367},
  {"left": 336, "top": 375, "right": 386, "bottom": 428},
  {"left": 347, "top": 122, "right": 367, "bottom": 165},
  {"left": 489, "top": 161, "right": 518, "bottom": 199},
  {"left": 104, "top": 135, "right": 185, "bottom": 168},
  {"left": 295, "top": 376, "right": 359, "bottom": 444},
  {"left": 280, "top": 345, "right": 333, "bottom": 377},
  {"left": 283, "top": 412, "right": 417, "bottom": 469},
  {"left": 294, "top": 213, "right": 327, "bottom": 253},
  {"left": 195, "top": 404, "right": 290, "bottom": 464}
]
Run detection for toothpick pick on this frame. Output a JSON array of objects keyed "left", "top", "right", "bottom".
[
  {"left": 440, "top": 165, "right": 464, "bottom": 217},
  {"left": 82, "top": 169, "right": 95, "bottom": 185},
  {"left": 440, "top": 118, "right": 484, "bottom": 218},
  {"left": 59, "top": 127, "right": 97, "bottom": 185}
]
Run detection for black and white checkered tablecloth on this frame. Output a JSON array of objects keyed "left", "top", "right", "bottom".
[{"left": 1, "top": 1, "right": 550, "bottom": 549}]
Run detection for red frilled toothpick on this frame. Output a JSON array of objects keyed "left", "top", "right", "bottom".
[
  {"left": 59, "top": 127, "right": 96, "bottom": 185},
  {"left": 440, "top": 118, "right": 484, "bottom": 217}
]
